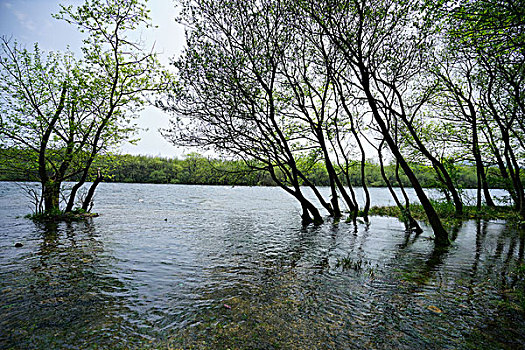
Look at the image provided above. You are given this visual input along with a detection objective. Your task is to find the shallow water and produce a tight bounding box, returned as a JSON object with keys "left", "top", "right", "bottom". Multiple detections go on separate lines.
{"left": 0, "top": 182, "right": 523, "bottom": 349}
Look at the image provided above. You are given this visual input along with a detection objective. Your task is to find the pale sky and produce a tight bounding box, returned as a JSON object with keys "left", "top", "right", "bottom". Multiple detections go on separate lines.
{"left": 0, "top": 0, "right": 188, "bottom": 158}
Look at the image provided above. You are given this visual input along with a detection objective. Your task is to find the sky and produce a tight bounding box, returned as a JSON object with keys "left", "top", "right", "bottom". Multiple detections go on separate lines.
{"left": 0, "top": 0, "right": 188, "bottom": 158}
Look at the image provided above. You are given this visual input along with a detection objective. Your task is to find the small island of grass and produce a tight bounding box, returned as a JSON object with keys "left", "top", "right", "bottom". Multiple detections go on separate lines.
{"left": 369, "top": 202, "right": 524, "bottom": 229}
{"left": 26, "top": 208, "right": 99, "bottom": 223}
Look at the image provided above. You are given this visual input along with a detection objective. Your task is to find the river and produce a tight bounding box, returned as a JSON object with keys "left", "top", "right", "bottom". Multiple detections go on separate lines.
{"left": 0, "top": 182, "right": 523, "bottom": 349}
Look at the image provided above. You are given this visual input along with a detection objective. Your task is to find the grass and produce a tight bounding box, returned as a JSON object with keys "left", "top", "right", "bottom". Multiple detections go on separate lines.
{"left": 369, "top": 201, "right": 523, "bottom": 228}
{"left": 26, "top": 208, "right": 99, "bottom": 223}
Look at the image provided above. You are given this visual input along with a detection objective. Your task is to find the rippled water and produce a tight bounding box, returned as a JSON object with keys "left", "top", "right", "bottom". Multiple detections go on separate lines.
{"left": 0, "top": 182, "right": 523, "bottom": 349}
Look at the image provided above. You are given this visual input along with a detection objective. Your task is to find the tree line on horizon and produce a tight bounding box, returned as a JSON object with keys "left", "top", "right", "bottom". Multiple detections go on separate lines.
{"left": 0, "top": 0, "right": 523, "bottom": 246}
{"left": 1, "top": 150, "right": 516, "bottom": 191}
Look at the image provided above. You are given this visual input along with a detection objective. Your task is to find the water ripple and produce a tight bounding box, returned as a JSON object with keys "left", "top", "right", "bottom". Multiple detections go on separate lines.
{"left": 0, "top": 182, "right": 523, "bottom": 349}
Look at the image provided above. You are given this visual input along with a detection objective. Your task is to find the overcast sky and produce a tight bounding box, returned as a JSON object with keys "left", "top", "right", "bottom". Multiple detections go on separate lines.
{"left": 0, "top": 0, "right": 188, "bottom": 158}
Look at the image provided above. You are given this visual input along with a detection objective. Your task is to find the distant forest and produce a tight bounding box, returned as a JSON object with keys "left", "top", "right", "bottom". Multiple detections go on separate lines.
{"left": 0, "top": 150, "right": 514, "bottom": 189}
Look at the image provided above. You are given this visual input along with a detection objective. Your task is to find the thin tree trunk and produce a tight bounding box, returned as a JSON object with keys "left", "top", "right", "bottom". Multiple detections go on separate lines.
{"left": 436, "top": 169, "right": 453, "bottom": 203}
{"left": 317, "top": 132, "right": 342, "bottom": 218}
{"left": 398, "top": 111, "right": 463, "bottom": 215}
{"left": 347, "top": 121, "right": 370, "bottom": 218}
{"left": 82, "top": 169, "right": 103, "bottom": 211}
{"left": 298, "top": 171, "right": 334, "bottom": 216}
{"left": 269, "top": 166, "right": 323, "bottom": 224}
{"left": 379, "top": 141, "right": 422, "bottom": 233}
{"left": 472, "top": 123, "right": 496, "bottom": 207}
{"left": 484, "top": 123, "right": 517, "bottom": 204}
{"left": 503, "top": 143, "right": 525, "bottom": 218}
{"left": 359, "top": 66, "right": 449, "bottom": 245}
{"left": 333, "top": 80, "right": 364, "bottom": 217}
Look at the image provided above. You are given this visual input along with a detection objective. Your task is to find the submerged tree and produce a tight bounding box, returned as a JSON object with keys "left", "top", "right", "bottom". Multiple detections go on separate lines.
{"left": 0, "top": 0, "right": 168, "bottom": 215}
{"left": 300, "top": 0, "right": 450, "bottom": 244}
{"left": 445, "top": 0, "right": 525, "bottom": 216}
{"left": 0, "top": 41, "right": 90, "bottom": 213}
{"left": 161, "top": 0, "right": 324, "bottom": 224}
{"left": 161, "top": 0, "right": 521, "bottom": 239}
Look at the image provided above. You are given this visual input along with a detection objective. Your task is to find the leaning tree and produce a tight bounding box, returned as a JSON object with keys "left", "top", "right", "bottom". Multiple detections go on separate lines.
{"left": 300, "top": 0, "right": 451, "bottom": 244}
{"left": 161, "top": 0, "right": 324, "bottom": 224}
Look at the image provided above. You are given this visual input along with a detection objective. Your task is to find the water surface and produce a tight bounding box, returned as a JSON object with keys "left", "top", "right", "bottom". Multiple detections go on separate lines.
{"left": 0, "top": 182, "right": 523, "bottom": 349}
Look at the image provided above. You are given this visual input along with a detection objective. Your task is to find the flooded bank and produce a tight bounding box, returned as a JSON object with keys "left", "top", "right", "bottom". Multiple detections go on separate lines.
{"left": 1, "top": 182, "right": 523, "bottom": 349}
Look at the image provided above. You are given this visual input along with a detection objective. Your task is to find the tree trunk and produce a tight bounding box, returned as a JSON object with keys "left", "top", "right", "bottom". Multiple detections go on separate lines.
{"left": 333, "top": 173, "right": 357, "bottom": 213}
{"left": 486, "top": 128, "right": 517, "bottom": 204}
{"left": 38, "top": 84, "right": 67, "bottom": 214}
{"left": 379, "top": 142, "right": 422, "bottom": 233}
{"left": 476, "top": 166, "right": 483, "bottom": 209}
{"left": 472, "top": 123, "right": 496, "bottom": 207}
{"left": 300, "top": 193, "right": 323, "bottom": 224}
{"left": 395, "top": 160, "right": 422, "bottom": 233}
{"left": 333, "top": 80, "right": 363, "bottom": 217}
{"left": 359, "top": 66, "right": 449, "bottom": 245}
{"left": 269, "top": 166, "right": 323, "bottom": 224}
{"left": 342, "top": 169, "right": 359, "bottom": 220}
{"left": 398, "top": 111, "right": 463, "bottom": 215}
{"left": 503, "top": 143, "right": 525, "bottom": 218}
{"left": 65, "top": 154, "right": 98, "bottom": 212}
{"left": 318, "top": 132, "right": 342, "bottom": 218}
{"left": 347, "top": 118, "right": 370, "bottom": 218}
{"left": 298, "top": 172, "right": 334, "bottom": 216}
{"left": 82, "top": 169, "right": 103, "bottom": 212}
{"left": 359, "top": 148, "right": 371, "bottom": 218}
{"left": 42, "top": 180, "right": 61, "bottom": 213}
{"left": 435, "top": 169, "right": 452, "bottom": 203}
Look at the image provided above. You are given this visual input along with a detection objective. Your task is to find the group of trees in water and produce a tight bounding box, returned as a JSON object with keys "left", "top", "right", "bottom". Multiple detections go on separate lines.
{"left": 158, "top": 0, "right": 524, "bottom": 245}
{"left": 0, "top": 0, "right": 523, "bottom": 246}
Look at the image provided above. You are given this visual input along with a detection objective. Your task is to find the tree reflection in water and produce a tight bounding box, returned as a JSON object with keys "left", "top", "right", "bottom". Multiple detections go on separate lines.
{"left": 0, "top": 220, "right": 147, "bottom": 349}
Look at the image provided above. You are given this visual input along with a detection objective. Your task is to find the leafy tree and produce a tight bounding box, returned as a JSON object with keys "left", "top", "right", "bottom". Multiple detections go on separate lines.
{"left": 161, "top": 0, "right": 324, "bottom": 223}
{"left": 301, "top": 0, "right": 450, "bottom": 244}
{"left": 0, "top": 41, "right": 91, "bottom": 213}
{"left": 0, "top": 0, "right": 168, "bottom": 215}
{"left": 445, "top": 0, "right": 525, "bottom": 217}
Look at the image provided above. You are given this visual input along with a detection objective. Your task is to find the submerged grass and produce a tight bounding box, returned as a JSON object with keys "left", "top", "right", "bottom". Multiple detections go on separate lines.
{"left": 369, "top": 202, "right": 523, "bottom": 228}
{"left": 26, "top": 208, "right": 99, "bottom": 223}
{"left": 511, "top": 263, "right": 525, "bottom": 312}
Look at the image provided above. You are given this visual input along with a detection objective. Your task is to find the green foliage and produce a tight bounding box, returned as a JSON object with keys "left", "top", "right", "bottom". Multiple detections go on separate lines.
{"left": 449, "top": 0, "right": 525, "bottom": 56}
{"left": 3, "top": 148, "right": 513, "bottom": 189}
{"left": 25, "top": 207, "right": 96, "bottom": 223}
{"left": 370, "top": 203, "right": 521, "bottom": 227}
{"left": 161, "top": 0, "right": 524, "bottom": 230}
{"left": 3, "top": 148, "right": 518, "bottom": 189}
{"left": 1, "top": 0, "right": 169, "bottom": 214}
{"left": 92, "top": 153, "right": 273, "bottom": 186}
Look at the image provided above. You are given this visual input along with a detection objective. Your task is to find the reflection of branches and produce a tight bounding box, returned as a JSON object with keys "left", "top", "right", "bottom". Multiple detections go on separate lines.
{"left": 519, "top": 234, "right": 524, "bottom": 264}
{"left": 469, "top": 220, "right": 485, "bottom": 284}
{"left": 16, "top": 182, "right": 43, "bottom": 214}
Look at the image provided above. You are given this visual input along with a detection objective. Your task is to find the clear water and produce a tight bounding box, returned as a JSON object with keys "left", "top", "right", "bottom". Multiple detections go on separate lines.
{"left": 0, "top": 182, "right": 523, "bottom": 349}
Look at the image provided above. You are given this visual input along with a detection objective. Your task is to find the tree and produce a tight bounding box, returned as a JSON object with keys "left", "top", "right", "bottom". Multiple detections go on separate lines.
{"left": 446, "top": 0, "right": 525, "bottom": 216}
{"left": 0, "top": 0, "right": 168, "bottom": 215}
{"left": 161, "top": 0, "right": 324, "bottom": 224}
{"left": 429, "top": 52, "right": 496, "bottom": 209}
{"left": 302, "top": 0, "right": 450, "bottom": 244}
{"left": 0, "top": 41, "right": 90, "bottom": 213}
